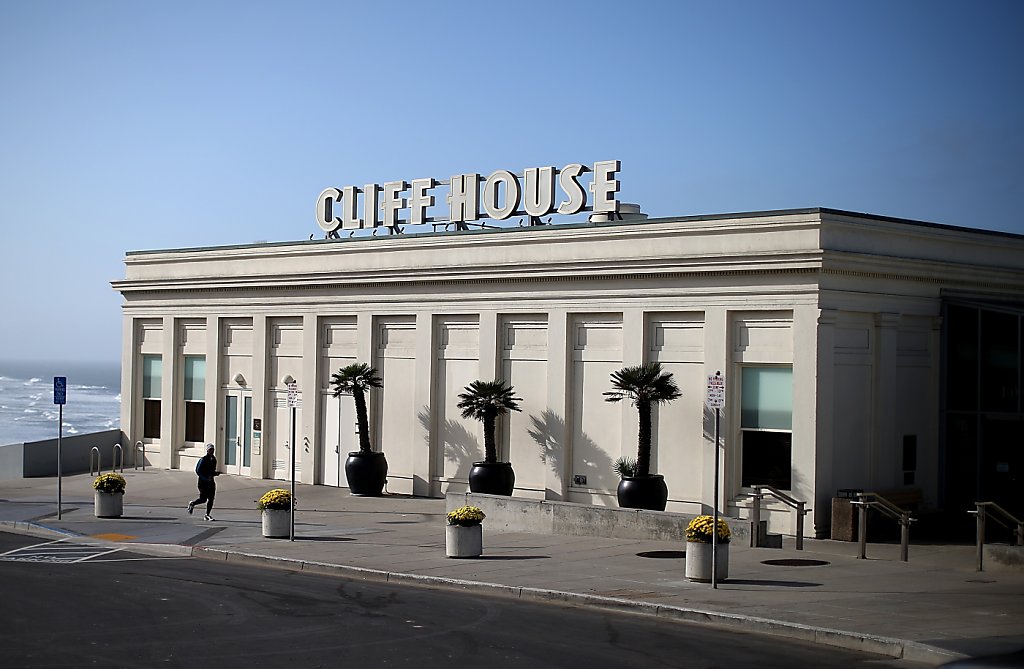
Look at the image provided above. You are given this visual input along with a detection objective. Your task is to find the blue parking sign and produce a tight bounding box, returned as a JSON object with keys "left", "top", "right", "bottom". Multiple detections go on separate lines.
{"left": 54, "top": 376, "right": 67, "bottom": 405}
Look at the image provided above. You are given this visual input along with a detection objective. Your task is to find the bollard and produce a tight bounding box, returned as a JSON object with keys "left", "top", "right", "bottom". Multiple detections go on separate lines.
{"left": 750, "top": 492, "right": 762, "bottom": 548}
{"left": 857, "top": 501, "right": 868, "bottom": 559}
{"left": 900, "top": 513, "right": 910, "bottom": 562}
{"left": 975, "top": 504, "right": 986, "bottom": 572}
{"left": 796, "top": 501, "right": 805, "bottom": 551}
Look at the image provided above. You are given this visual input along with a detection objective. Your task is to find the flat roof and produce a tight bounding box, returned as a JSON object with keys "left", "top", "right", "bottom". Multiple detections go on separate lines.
{"left": 125, "top": 206, "right": 1024, "bottom": 257}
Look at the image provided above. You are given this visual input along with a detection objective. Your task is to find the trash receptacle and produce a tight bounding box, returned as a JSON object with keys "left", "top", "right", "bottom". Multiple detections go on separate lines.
{"left": 831, "top": 489, "right": 863, "bottom": 541}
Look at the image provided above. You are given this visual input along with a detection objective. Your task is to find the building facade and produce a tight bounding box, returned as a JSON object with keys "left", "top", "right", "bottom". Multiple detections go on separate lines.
{"left": 113, "top": 208, "right": 1024, "bottom": 536}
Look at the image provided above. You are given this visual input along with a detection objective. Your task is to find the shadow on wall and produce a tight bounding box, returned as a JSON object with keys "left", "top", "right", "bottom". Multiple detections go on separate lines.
{"left": 529, "top": 410, "right": 616, "bottom": 507}
{"left": 418, "top": 406, "right": 481, "bottom": 482}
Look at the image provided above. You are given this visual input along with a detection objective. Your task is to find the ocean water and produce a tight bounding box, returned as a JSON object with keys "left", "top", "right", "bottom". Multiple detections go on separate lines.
{"left": 0, "top": 359, "right": 121, "bottom": 445}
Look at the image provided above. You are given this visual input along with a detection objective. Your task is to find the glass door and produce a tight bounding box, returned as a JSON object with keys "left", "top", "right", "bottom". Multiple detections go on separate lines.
{"left": 224, "top": 390, "right": 253, "bottom": 476}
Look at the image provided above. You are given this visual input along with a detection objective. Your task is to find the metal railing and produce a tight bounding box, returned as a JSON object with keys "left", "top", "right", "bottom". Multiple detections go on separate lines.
{"left": 968, "top": 502, "right": 1024, "bottom": 572}
{"left": 851, "top": 492, "right": 915, "bottom": 561}
{"left": 134, "top": 441, "right": 146, "bottom": 470}
{"left": 749, "top": 485, "right": 810, "bottom": 550}
{"left": 89, "top": 446, "right": 101, "bottom": 476}
{"left": 112, "top": 444, "right": 124, "bottom": 473}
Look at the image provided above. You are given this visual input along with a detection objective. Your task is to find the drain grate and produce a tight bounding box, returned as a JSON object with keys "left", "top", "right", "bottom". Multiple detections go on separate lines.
{"left": 761, "top": 558, "right": 830, "bottom": 567}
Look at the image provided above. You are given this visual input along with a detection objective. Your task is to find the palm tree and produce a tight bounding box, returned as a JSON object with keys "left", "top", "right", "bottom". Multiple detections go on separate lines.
{"left": 457, "top": 379, "right": 522, "bottom": 463}
{"left": 604, "top": 362, "right": 681, "bottom": 477}
{"left": 330, "top": 362, "right": 383, "bottom": 454}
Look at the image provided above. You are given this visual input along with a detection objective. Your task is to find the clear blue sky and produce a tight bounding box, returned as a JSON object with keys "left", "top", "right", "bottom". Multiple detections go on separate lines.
{"left": 1, "top": 1, "right": 1021, "bottom": 363}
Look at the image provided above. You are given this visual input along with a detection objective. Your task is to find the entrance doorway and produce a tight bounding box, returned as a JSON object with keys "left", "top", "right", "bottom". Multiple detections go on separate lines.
{"left": 224, "top": 390, "right": 253, "bottom": 476}
{"left": 321, "top": 392, "right": 356, "bottom": 486}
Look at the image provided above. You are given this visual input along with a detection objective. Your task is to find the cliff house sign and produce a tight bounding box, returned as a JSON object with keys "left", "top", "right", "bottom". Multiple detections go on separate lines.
{"left": 315, "top": 160, "right": 622, "bottom": 235}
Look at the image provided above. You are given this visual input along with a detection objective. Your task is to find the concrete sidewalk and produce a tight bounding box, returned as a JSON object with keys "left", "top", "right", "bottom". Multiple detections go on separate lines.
{"left": 1, "top": 469, "right": 1022, "bottom": 666}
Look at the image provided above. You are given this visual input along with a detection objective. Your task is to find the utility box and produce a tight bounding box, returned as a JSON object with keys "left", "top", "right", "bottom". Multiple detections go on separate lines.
{"left": 830, "top": 490, "right": 863, "bottom": 542}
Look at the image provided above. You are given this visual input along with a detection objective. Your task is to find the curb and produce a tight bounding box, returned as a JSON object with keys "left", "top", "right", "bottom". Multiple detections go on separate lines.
{"left": 190, "top": 546, "right": 962, "bottom": 665}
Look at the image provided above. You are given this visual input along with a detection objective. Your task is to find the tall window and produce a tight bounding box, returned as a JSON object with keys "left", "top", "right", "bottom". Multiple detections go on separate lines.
{"left": 142, "top": 355, "right": 162, "bottom": 439}
{"left": 741, "top": 366, "right": 793, "bottom": 490}
{"left": 184, "top": 356, "right": 206, "bottom": 443}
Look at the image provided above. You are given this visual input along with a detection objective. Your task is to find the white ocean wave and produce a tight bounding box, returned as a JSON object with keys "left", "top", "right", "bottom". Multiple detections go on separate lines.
{"left": 23, "top": 408, "right": 37, "bottom": 414}
{"left": 25, "top": 377, "right": 42, "bottom": 384}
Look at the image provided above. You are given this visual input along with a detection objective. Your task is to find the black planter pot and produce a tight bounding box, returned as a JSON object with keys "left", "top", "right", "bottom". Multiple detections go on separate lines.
{"left": 468, "top": 461, "right": 515, "bottom": 496}
{"left": 344, "top": 451, "right": 388, "bottom": 496}
{"left": 616, "top": 474, "right": 668, "bottom": 511}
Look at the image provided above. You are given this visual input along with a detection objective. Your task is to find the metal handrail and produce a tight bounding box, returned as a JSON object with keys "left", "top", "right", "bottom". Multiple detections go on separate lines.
{"left": 134, "top": 441, "right": 145, "bottom": 470}
{"left": 851, "top": 492, "right": 916, "bottom": 562}
{"left": 968, "top": 502, "right": 1024, "bottom": 572}
{"left": 89, "top": 447, "right": 101, "bottom": 476}
{"left": 749, "top": 484, "right": 811, "bottom": 550}
{"left": 112, "top": 444, "right": 123, "bottom": 473}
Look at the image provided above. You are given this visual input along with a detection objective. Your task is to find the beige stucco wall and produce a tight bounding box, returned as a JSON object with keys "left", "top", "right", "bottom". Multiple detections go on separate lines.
{"left": 113, "top": 209, "right": 1024, "bottom": 537}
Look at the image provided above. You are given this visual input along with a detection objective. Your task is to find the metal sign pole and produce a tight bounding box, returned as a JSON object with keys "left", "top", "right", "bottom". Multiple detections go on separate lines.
{"left": 713, "top": 406, "right": 720, "bottom": 589}
{"left": 290, "top": 404, "right": 296, "bottom": 542}
{"left": 704, "top": 370, "right": 725, "bottom": 590}
{"left": 54, "top": 376, "right": 66, "bottom": 520}
{"left": 57, "top": 404, "right": 63, "bottom": 520}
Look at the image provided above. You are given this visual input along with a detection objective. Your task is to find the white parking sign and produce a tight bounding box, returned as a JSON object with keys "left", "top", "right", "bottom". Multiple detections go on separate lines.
{"left": 706, "top": 373, "right": 725, "bottom": 408}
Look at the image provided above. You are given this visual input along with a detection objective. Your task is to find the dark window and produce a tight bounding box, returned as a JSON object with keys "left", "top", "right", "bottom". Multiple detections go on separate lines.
{"left": 184, "top": 401, "right": 205, "bottom": 443}
{"left": 143, "top": 399, "right": 161, "bottom": 439}
{"left": 740, "top": 366, "right": 793, "bottom": 490}
{"left": 741, "top": 431, "right": 792, "bottom": 489}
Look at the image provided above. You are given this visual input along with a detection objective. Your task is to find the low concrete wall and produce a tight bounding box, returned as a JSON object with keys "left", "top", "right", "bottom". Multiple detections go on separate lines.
{"left": 447, "top": 492, "right": 753, "bottom": 544}
{"left": 984, "top": 544, "right": 1024, "bottom": 571}
{"left": 0, "top": 430, "right": 124, "bottom": 479}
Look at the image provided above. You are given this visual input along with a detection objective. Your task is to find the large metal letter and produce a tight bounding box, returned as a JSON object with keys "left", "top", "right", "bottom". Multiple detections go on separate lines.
{"left": 482, "top": 170, "right": 521, "bottom": 220}
{"left": 447, "top": 173, "right": 481, "bottom": 223}
{"left": 315, "top": 188, "right": 342, "bottom": 232}
{"left": 523, "top": 166, "right": 556, "bottom": 217}
{"left": 381, "top": 181, "right": 408, "bottom": 228}
{"left": 589, "top": 160, "right": 621, "bottom": 213}
{"left": 409, "top": 178, "right": 436, "bottom": 226}
{"left": 557, "top": 163, "right": 588, "bottom": 215}
{"left": 363, "top": 184, "right": 381, "bottom": 229}
{"left": 341, "top": 185, "right": 361, "bottom": 230}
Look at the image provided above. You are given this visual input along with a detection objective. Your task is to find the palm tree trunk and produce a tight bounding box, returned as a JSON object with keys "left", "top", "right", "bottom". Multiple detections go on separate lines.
{"left": 354, "top": 388, "right": 371, "bottom": 453}
{"left": 483, "top": 411, "right": 497, "bottom": 463}
{"left": 637, "top": 400, "right": 652, "bottom": 476}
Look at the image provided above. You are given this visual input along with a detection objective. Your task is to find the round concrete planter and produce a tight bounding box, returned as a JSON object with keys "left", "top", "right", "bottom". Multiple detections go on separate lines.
{"left": 94, "top": 491, "right": 123, "bottom": 518}
{"left": 446, "top": 524, "right": 483, "bottom": 558}
{"left": 262, "top": 508, "right": 290, "bottom": 538}
{"left": 685, "top": 541, "right": 729, "bottom": 582}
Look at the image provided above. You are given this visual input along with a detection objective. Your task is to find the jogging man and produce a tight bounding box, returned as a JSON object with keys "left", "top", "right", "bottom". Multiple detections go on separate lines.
{"left": 188, "top": 444, "right": 220, "bottom": 521}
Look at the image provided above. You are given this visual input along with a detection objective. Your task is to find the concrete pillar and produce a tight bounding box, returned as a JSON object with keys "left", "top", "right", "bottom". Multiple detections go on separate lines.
{"left": 160, "top": 316, "right": 176, "bottom": 469}
{"left": 300, "top": 314, "right": 319, "bottom": 484}
{"left": 250, "top": 315, "right": 268, "bottom": 480}
{"left": 412, "top": 311, "right": 435, "bottom": 497}
{"left": 545, "top": 309, "right": 570, "bottom": 501}
{"left": 702, "top": 307, "right": 729, "bottom": 514}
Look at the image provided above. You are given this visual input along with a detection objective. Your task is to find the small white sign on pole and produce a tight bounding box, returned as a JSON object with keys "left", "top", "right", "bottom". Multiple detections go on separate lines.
{"left": 287, "top": 382, "right": 299, "bottom": 408}
{"left": 706, "top": 373, "right": 725, "bottom": 408}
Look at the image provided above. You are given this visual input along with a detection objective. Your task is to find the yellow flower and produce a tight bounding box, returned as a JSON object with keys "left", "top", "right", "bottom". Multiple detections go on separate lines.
{"left": 685, "top": 515, "right": 730, "bottom": 543}
{"left": 93, "top": 473, "right": 126, "bottom": 494}
{"left": 257, "top": 488, "right": 294, "bottom": 510}
{"left": 447, "top": 505, "right": 485, "bottom": 527}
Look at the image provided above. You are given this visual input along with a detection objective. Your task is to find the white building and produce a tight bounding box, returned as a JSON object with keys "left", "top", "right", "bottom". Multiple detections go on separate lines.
{"left": 113, "top": 206, "right": 1024, "bottom": 537}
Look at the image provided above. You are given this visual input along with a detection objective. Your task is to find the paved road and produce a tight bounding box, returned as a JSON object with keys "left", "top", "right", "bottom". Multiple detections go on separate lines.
{"left": 0, "top": 532, "right": 928, "bottom": 668}
{"left": 1, "top": 469, "right": 1022, "bottom": 666}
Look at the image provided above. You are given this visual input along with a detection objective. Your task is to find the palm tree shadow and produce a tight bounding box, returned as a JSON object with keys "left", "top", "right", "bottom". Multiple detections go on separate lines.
{"left": 419, "top": 406, "right": 480, "bottom": 482}
{"left": 528, "top": 409, "right": 615, "bottom": 506}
